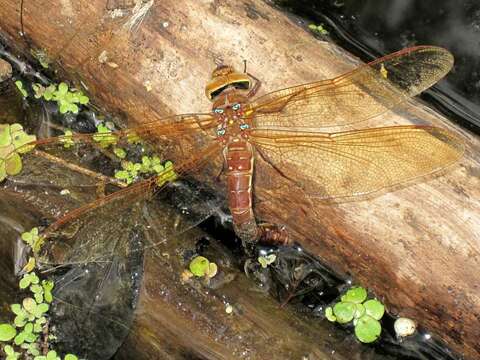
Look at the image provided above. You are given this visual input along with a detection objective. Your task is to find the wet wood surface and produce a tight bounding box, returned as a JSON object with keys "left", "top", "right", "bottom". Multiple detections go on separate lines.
{"left": 0, "top": 1, "right": 479, "bottom": 358}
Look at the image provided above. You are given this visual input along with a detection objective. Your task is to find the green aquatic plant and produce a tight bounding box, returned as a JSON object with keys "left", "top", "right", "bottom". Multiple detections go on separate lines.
{"left": 114, "top": 156, "right": 176, "bottom": 185}
{"left": 0, "top": 229, "right": 79, "bottom": 360}
{"left": 258, "top": 254, "right": 276, "bottom": 268}
{"left": 308, "top": 23, "right": 329, "bottom": 35}
{"left": 32, "top": 82, "right": 89, "bottom": 114}
{"left": 188, "top": 256, "right": 218, "bottom": 278}
{"left": 15, "top": 80, "right": 28, "bottom": 98}
{"left": 93, "top": 123, "right": 118, "bottom": 148}
{"left": 0, "top": 123, "right": 37, "bottom": 182}
{"left": 325, "top": 286, "right": 385, "bottom": 343}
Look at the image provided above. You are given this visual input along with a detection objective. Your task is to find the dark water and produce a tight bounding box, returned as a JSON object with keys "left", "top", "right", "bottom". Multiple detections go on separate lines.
{"left": 275, "top": 0, "right": 480, "bottom": 134}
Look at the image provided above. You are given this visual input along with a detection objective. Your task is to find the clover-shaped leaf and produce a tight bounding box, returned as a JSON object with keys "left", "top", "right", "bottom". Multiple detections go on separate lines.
{"left": 19, "top": 272, "right": 40, "bottom": 289}
{"left": 189, "top": 256, "right": 210, "bottom": 277}
{"left": 42, "top": 280, "right": 54, "bottom": 303}
{"left": 4, "top": 344, "right": 20, "bottom": 359}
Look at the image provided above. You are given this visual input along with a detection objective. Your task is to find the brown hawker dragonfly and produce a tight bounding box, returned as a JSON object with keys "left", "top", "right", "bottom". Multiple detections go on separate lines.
{"left": 13, "top": 46, "right": 465, "bottom": 249}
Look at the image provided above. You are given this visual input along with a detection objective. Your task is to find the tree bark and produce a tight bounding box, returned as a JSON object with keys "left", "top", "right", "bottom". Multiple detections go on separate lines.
{"left": 0, "top": 0, "right": 479, "bottom": 358}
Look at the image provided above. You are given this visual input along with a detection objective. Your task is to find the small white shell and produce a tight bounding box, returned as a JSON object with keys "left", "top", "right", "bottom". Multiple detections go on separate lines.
{"left": 394, "top": 317, "right": 417, "bottom": 337}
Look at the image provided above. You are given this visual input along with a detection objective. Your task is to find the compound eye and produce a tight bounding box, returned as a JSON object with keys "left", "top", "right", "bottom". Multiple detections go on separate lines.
{"left": 232, "top": 103, "right": 241, "bottom": 111}
{"left": 214, "top": 108, "right": 224, "bottom": 114}
{"left": 239, "top": 123, "right": 249, "bottom": 130}
{"left": 217, "top": 128, "right": 226, "bottom": 136}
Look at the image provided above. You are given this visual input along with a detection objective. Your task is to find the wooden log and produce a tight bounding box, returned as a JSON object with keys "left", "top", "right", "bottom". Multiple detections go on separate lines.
{"left": 0, "top": 1, "right": 479, "bottom": 358}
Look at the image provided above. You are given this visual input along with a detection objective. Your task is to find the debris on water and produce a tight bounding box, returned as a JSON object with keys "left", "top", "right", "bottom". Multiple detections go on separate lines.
{"left": 394, "top": 317, "right": 417, "bottom": 337}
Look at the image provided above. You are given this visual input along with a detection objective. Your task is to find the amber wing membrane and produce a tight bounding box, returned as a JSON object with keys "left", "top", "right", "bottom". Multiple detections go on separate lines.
{"left": 13, "top": 113, "right": 221, "bottom": 246}
{"left": 249, "top": 46, "right": 453, "bottom": 129}
{"left": 249, "top": 126, "right": 464, "bottom": 201}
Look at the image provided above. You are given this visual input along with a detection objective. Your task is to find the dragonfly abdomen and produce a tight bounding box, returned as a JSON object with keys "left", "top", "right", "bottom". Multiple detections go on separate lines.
{"left": 224, "top": 139, "right": 258, "bottom": 242}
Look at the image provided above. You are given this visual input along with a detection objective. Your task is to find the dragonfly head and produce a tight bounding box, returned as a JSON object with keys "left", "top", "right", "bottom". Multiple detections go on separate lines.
{"left": 205, "top": 65, "right": 251, "bottom": 101}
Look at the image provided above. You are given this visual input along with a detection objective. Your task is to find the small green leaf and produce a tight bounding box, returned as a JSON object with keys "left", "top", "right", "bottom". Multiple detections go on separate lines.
{"left": 341, "top": 286, "right": 367, "bottom": 304}
{"left": 354, "top": 315, "right": 382, "bottom": 343}
{"left": 325, "top": 306, "right": 336, "bottom": 322}
{"left": 354, "top": 303, "right": 366, "bottom": 319}
{"left": 11, "top": 304, "right": 22, "bottom": 315}
{"left": 0, "top": 126, "right": 11, "bottom": 146}
{"left": 189, "top": 256, "right": 210, "bottom": 277}
{"left": 5, "top": 153, "right": 22, "bottom": 176}
{"left": 0, "top": 323, "right": 17, "bottom": 341}
{"left": 65, "top": 354, "right": 79, "bottom": 360}
{"left": 46, "top": 350, "right": 58, "bottom": 360}
{"left": 15, "top": 80, "right": 28, "bottom": 98}
{"left": 14, "top": 315, "right": 27, "bottom": 328}
{"left": 34, "top": 293, "right": 43, "bottom": 304}
{"left": 23, "top": 298, "right": 37, "bottom": 313}
{"left": 57, "top": 82, "right": 68, "bottom": 95}
{"left": 364, "top": 299, "right": 385, "bottom": 320}
{"left": 113, "top": 147, "right": 126, "bottom": 159}
{"left": 333, "top": 302, "right": 356, "bottom": 324}
{"left": 13, "top": 331, "right": 25, "bottom": 345}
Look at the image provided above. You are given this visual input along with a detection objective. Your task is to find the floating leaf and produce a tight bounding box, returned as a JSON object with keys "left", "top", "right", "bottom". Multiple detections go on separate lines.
{"left": 341, "top": 286, "right": 367, "bottom": 304}
{"left": 354, "top": 303, "right": 366, "bottom": 319}
{"left": 333, "top": 302, "right": 356, "bottom": 324}
{"left": 5, "top": 153, "right": 22, "bottom": 176}
{"left": 364, "top": 299, "right": 385, "bottom": 320}
{"left": 325, "top": 306, "right": 336, "bottom": 322}
{"left": 189, "top": 256, "right": 210, "bottom": 277}
{"left": 0, "top": 323, "right": 17, "bottom": 341}
{"left": 15, "top": 80, "right": 27, "bottom": 98}
{"left": 354, "top": 315, "right": 381, "bottom": 343}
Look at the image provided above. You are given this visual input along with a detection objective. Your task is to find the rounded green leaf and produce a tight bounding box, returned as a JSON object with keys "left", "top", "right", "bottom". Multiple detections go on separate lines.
{"left": 23, "top": 298, "right": 37, "bottom": 313}
{"left": 58, "top": 83, "right": 68, "bottom": 95}
{"left": 364, "top": 299, "right": 385, "bottom": 320}
{"left": 46, "top": 350, "right": 58, "bottom": 360}
{"left": 354, "top": 303, "right": 366, "bottom": 319}
{"left": 333, "top": 302, "right": 356, "bottom": 324}
{"left": 65, "top": 354, "right": 79, "bottom": 360}
{"left": 5, "top": 153, "right": 22, "bottom": 176}
{"left": 189, "top": 256, "right": 210, "bottom": 277}
{"left": 341, "top": 286, "right": 367, "bottom": 304}
{"left": 354, "top": 315, "right": 382, "bottom": 343}
{"left": 325, "top": 306, "right": 336, "bottom": 322}
{"left": 0, "top": 323, "right": 17, "bottom": 341}
{"left": 10, "top": 304, "right": 22, "bottom": 315}
{"left": 13, "top": 331, "right": 25, "bottom": 345}
{"left": 0, "top": 126, "right": 11, "bottom": 146}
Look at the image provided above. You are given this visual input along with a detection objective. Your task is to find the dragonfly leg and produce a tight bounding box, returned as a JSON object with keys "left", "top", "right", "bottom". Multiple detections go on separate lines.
{"left": 247, "top": 72, "right": 261, "bottom": 98}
